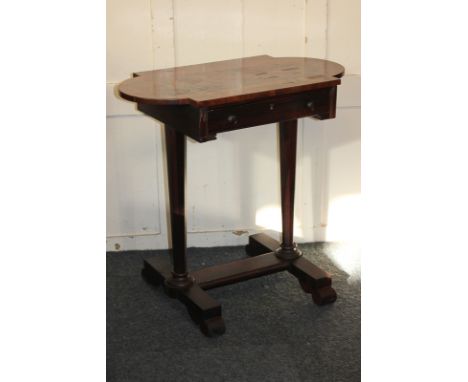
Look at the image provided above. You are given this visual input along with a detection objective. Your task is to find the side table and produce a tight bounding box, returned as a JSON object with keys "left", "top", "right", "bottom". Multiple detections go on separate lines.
{"left": 118, "top": 55, "right": 344, "bottom": 336}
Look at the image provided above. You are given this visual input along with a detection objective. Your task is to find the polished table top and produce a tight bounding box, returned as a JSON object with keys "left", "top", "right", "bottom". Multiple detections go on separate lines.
{"left": 118, "top": 55, "right": 344, "bottom": 107}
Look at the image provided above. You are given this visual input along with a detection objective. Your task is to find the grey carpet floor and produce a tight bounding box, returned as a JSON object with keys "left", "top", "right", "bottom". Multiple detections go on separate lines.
{"left": 107, "top": 243, "right": 360, "bottom": 382}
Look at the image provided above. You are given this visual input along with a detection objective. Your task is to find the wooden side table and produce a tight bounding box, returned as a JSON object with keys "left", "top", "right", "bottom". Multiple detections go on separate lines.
{"left": 118, "top": 55, "right": 344, "bottom": 336}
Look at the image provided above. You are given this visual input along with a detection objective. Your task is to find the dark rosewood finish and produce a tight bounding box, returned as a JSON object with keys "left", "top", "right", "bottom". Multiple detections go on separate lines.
{"left": 119, "top": 55, "right": 344, "bottom": 107}
{"left": 121, "top": 55, "right": 343, "bottom": 142}
{"left": 276, "top": 120, "right": 302, "bottom": 260}
{"left": 192, "top": 252, "right": 290, "bottom": 290}
{"left": 164, "top": 126, "right": 193, "bottom": 289}
{"left": 119, "top": 55, "right": 342, "bottom": 336}
{"left": 245, "top": 233, "right": 337, "bottom": 305}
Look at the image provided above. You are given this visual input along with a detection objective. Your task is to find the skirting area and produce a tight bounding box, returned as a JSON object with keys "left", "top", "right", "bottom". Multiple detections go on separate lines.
{"left": 107, "top": 243, "right": 360, "bottom": 382}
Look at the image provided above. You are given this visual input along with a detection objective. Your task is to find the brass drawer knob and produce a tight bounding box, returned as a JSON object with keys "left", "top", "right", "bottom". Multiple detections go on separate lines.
{"left": 227, "top": 115, "right": 238, "bottom": 125}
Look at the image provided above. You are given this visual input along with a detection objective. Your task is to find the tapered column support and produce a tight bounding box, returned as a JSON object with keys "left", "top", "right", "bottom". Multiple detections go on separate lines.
{"left": 164, "top": 126, "right": 193, "bottom": 289}
{"left": 275, "top": 119, "right": 302, "bottom": 260}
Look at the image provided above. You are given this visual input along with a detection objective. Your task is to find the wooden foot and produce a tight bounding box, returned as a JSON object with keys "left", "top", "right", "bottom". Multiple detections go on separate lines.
{"left": 245, "top": 233, "right": 338, "bottom": 305}
{"left": 245, "top": 233, "right": 280, "bottom": 256}
{"left": 180, "top": 285, "right": 225, "bottom": 337}
{"left": 199, "top": 316, "right": 226, "bottom": 337}
{"left": 186, "top": 307, "right": 225, "bottom": 337}
{"left": 142, "top": 257, "right": 225, "bottom": 337}
{"left": 289, "top": 256, "right": 337, "bottom": 306}
{"left": 311, "top": 286, "right": 337, "bottom": 305}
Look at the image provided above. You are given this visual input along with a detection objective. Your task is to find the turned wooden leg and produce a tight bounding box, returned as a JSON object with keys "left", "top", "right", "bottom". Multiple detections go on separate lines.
{"left": 275, "top": 120, "right": 302, "bottom": 260}
{"left": 164, "top": 126, "right": 193, "bottom": 289}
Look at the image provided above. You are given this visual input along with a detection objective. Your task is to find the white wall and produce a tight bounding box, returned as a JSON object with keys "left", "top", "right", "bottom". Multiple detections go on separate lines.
{"left": 106, "top": 0, "right": 361, "bottom": 253}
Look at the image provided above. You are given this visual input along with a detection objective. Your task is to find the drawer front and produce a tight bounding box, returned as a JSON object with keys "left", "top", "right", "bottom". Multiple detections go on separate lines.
{"left": 206, "top": 87, "right": 336, "bottom": 134}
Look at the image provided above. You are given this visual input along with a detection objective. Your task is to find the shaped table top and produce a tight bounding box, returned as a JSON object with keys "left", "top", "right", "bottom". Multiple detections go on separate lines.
{"left": 118, "top": 55, "right": 344, "bottom": 108}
